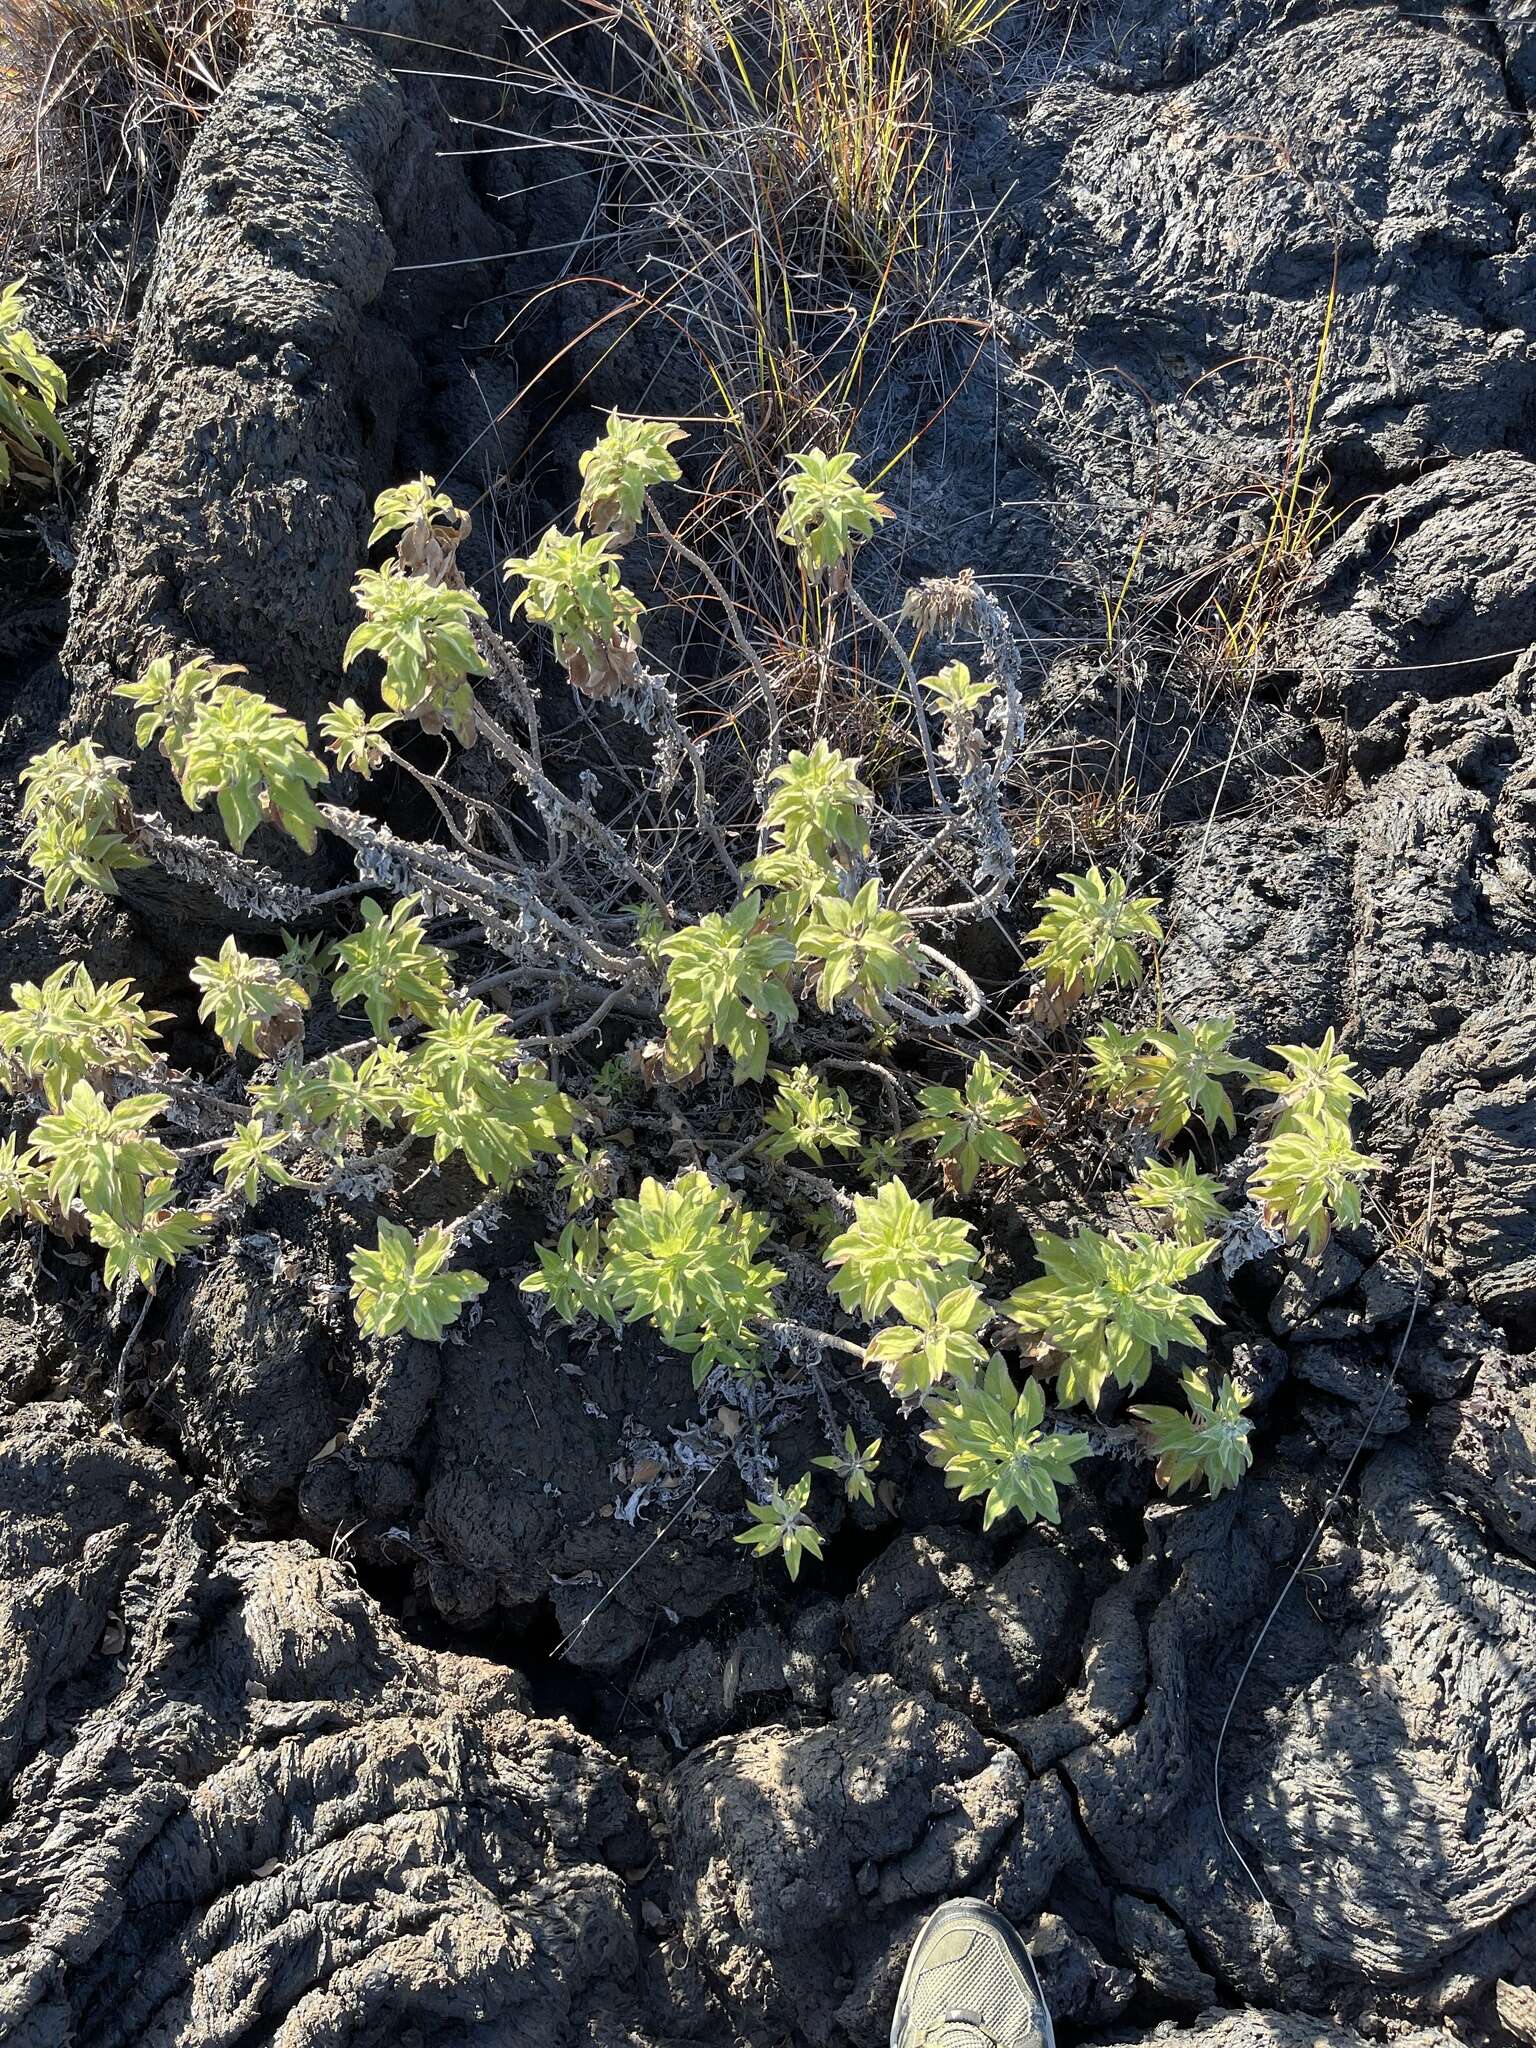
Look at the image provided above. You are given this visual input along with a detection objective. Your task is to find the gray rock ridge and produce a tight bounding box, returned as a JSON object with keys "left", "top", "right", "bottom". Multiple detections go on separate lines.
{"left": 58, "top": 0, "right": 514, "bottom": 911}
{"left": 0, "top": 1402, "right": 650, "bottom": 2048}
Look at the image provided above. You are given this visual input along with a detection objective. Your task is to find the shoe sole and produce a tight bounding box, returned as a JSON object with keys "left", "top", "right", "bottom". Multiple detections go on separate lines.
{"left": 890, "top": 1897, "right": 1057, "bottom": 2048}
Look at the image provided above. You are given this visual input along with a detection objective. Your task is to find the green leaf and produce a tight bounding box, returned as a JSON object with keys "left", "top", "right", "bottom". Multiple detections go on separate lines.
{"left": 504, "top": 526, "right": 644, "bottom": 696}
{"left": 1083, "top": 1021, "right": 1146, "bottom": 1106}
{"left": 759, "top": 1066, "right": 861, "bottom": 1165}
{"left": 349, "top": 1219, "right": 487, "bottom": 1342}
{"left": 734, "top": 1472, "right": 825, "bottom": 1579}
{"left": 576, "top": 412, "right": 686, "bottom": 540}
{"left": 190, "top": 936, "right": 310, "bottom": 1058}
{"left": 176, "top": 685, "right": 329, "bottom": 854}
{"left": 304, "top": 1050, "right": 410, "bottom": 1151}
{"left": 249, "top": 1059, "right": 337, "bottom": 1135}
{"left": 0, "top": 964, "right": 167, "bottom": 1110}
{"left": 604, "top": 1169, "right": 783, "bottom": 1386}
{"left": 404, "top": 1002, "right": 579, "bottom": 1186}
{"left": 739, "top": 844, "right": 836, "bottom": 938}
{"left": 19, "top": 740, "right": 146, "bottom": 905}
{"left": 919, "top": 659, "right": 993, "bottom": 718}
{"left": 0, "top": 281, "right": 71, "bottom": 487}
{"left": 318, "top": 697, "right": 397, "bottom": 778}
{"left": 796, "top": 879, "right": 918, "bottom": 1024}
{"left": 864, "top": 1279, "right": 990, "bottom": 1396}
{"left": 368, "top": 475, "right": 463, "bottom": 548}
{"left": 1251, "top": 1029, "right": 1365, "bottom": 1135}
{"left": 922, "top": 1355, "right": 1091, "bottom": 1529}
{"left": 89, "top": 1192, "right": 209, "bottom": 1293}
{"left": 554, "top": 1134, "right": 617, "bottom": 1217}
{"left": 824, "top": 1176, "right": 977, "bottom": 1317}
{"left": 1132, "top": 1370, "right": 1254, "bottom": 1498}
{"left": 1024, "top": 867, "right": 1162, "bottom": 1014}
{"left": 813, "top": 1426, "right": 882, "bottom": 1508}
{"left": 344, "top": 562, "right": 487, "bottom": 744}
{"left": 661, "top": 894, "right": 797, "bottom": 1084}
{"left": 521, "top": 1221, "right": 618, "bottom": 1328}
{"left": 775, "top": 449, "right": 892, "bottom": 583}
{"left": 1004, "top": 1226, "right": 1219, "bottom": 1410}
{"left": 761, "top": 740, "right": 873, "bottom": 863}
{"left": 1127, "top": 1157, "right": 1228, "bottom": 1248}
{"left": 1131, "top": 1016, "right": 1257, "bottom": 1140}
{"left": 331, "top": 895, "right": 453, "bottom": 1038}
{"left": 215, "top": 1120, "right": 298, "bottom": 1203}
{"left": 1250, "top": 1110, "right": 1377, "bottom": 1256}
{"left": 904, "top": 1051, "right": 1031, "bottom": 1193}
{"left": 0, "top": 1134, "right": 49, "bottom": 1225}
{"left": 114, "top": 655, "right": 238, "bottom": 777}
{"left": 32, "top": 1082, "right": 176, "bottom": 1231}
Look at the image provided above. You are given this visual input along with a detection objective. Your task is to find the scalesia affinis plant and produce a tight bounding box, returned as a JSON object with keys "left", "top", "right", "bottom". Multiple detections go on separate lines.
{"left": 6, "top": 421, "right": 1379, "bottom": 1577}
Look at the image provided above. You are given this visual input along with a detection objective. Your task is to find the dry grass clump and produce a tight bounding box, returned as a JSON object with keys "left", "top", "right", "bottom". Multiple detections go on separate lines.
{"left": 1198, "top": 273, "right": 1340, "bottom": 685}
{"left": 627, "top": 0, "right": 982, "bottom": 294}
{"left": 0, "top": 0, "right": 249, "bottom": 241}
{"left": 465, "top": 0, "right": 1020, "bottom": 810}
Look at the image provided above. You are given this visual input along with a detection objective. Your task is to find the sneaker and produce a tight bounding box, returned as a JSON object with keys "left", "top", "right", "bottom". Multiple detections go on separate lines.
{"left": 890, "top": 1898, "right": 1056, "bottom": 2048}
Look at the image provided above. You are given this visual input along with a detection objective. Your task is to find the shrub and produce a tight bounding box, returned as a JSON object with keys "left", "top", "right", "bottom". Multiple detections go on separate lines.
{"left": 1004, "top": 1227, "right": 1218, "bottom": 1410}
{"left": 1253, "top": 1028, "right": 1365, "bottom": 1131}
{"left": 1129, "top": 1016, "right": 1256, "bottom": 1139}
{"left": 19, "top": 740, "right": 144, "bottom": 905}
{"left": 190, "top": 937, "right": 309, "bottom": 1058}
{"left": 90, "top": 1197, "right": 209, "bottom": 1293}
{"left": 367, "top": 474, "right": 470, "bottom": 580}
{"left": 6, "top": 428, "right": 1382, "bottom": 1578}
{"left": 330, "top": 896, "right": 452, "bottom": 1039}
{"left": 775, "top": 449, "right": 893, "bottom": 586}
{"left": 1128, "top": 1157, "right": 1227, "bottom": 1246}
{"left": 864, "top": 1279, "right": 989, "bottom": 1396}
{"left": 1250, "top": 1113, "right": 1377, "bottom": 1256}
{"left": 171, "top": 682, "right": 327, "bottom": 853}
{"left": 405, "top": 1005, "right": 580, "bottom": 1186}
{"left": 505, "top": 527, "right": 643, "bottom": 698}
{"left": 734, "top": 1472, "right": 824, "bottom": 1579}
{"left": 824, "top": 1177, "right": 977, "bottom": 1317}
{"left": 814, "top": 1426, "right": 881, "bottom": 1506}
{"left": 215, "top": 1120, "right": 297, "bottom": 1203}
{"left": 660, "top": 896, "right": 798, "bottom": 1083}
{"left": 521, "top": 1221, "right": 617, "bottom": 1329}
{"left": 0, "top": 1136, "right": 48, "bottom": 1226}
{"left": 761, "top": 739, "right": 874, "bottom": 862}
{"left": 1250, "top": 1033, "right": 1376, "bottom": 1253}
{"left": 796, "top": 879, "right": 918, "bottom": 1022}
{"left": 577, "top": 412, "right": 687, "bottom": 541}
{"left": 903, "top": 1051, "right": 1030, "bottom": 1193}
{"left": 318, "top": 698, "right": 396, "bottom": 779}
{"left": 1085, "top": 1014, "right": 1257, "bottom": 1139}
{"left": 602, "top": 1170, "right": 783, "bottom": 1384}
{"left": 759, "top": 1066, "right": 861, "bottom": 1164}
{"left": 116, "top": 654, "right": 236, "bottom": 775}
{"left": 31, "top": 1081, "right": 175, "bottom": 1229}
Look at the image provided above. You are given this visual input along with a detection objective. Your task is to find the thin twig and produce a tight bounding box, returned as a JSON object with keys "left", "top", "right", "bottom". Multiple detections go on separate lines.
{"left": 849, "top": 585, "right": 947, "bottom": 810}
{"left": 111, "top": 1288, "right": 154, "bottom": 1427}
{"left": 648, "top": 495, "right": 785, "bottom": 770}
